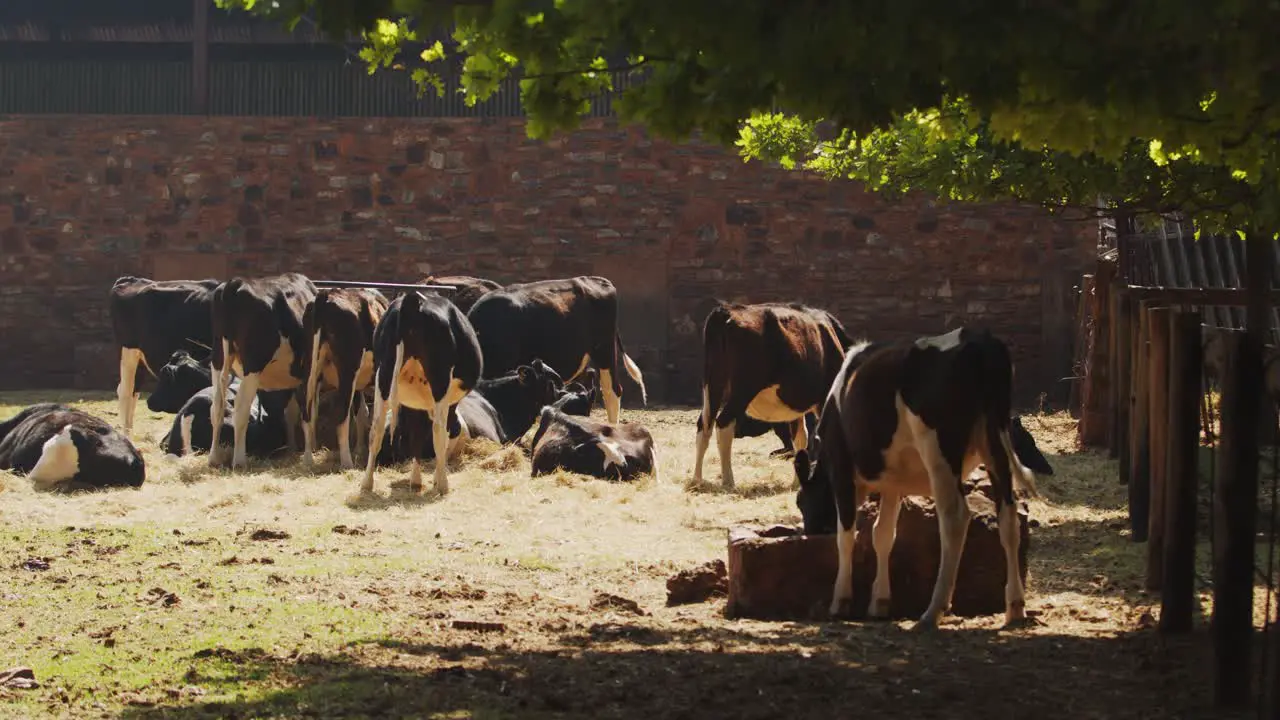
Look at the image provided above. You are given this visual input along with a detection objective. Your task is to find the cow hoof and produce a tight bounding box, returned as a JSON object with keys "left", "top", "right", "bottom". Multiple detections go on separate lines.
{"left": 867, "top": 598, "right": 892, "bottom": 619}
{"left": 911, "top": 614, "right": 942, "bottom": 632}
{"left": 828, "top": 598, "right": 854, "bottom": 619}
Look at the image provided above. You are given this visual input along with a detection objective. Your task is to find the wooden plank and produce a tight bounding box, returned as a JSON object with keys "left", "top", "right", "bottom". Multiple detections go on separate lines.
{"left": 1109, "top": 271, "right": 1123, "bottom": 457}
{"left": 1069, "top": 274, "right": 1093, "bottom": 419}
{"left": 1129, "top": 299, "right": 1151, "bottom": 533}
{"left": 1145, "top": 304, "right": 1171, "bottom": 584}
{"left": 1116, "top": 289, "right": 1134, "bottom": 476}
{"left": 1124, "top": 286, "right": 1280, "bottom": 306}
{"left": 191, "top": 0, "right": 209, "bottom": 115}
{"left": 1212, "top": 332, "right": 1262, "bottom": 708}
{"left": 1159, "top": 309, "right": 1202, "bottom": 633}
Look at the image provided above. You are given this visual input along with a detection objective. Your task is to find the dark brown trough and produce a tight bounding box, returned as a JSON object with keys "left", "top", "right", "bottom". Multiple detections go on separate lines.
{"left": 725, "top": 479, "right": 1031, "bottom": 621}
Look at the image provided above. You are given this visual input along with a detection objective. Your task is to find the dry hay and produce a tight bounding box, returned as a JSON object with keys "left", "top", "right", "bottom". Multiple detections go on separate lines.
{"left": 0, "top": 393, "right": 1268, "bottom": 718}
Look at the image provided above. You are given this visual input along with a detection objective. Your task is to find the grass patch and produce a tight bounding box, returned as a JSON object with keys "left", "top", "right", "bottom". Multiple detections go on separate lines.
{"left": 0, "top": 392, "right": 1271, "bottom": 718}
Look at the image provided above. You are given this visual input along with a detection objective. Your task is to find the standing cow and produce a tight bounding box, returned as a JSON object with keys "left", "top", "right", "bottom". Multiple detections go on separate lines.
{"left": 208, "top": 273, "right": 317, "bottom": 470}
{"left": 693, "top": 301, "right": 856, "bottom": 489}
{"left": 301, "top": 287, "right": 389, "bottom": 469}
{"left": 466, "top": 276, "right": 646, "bottom": 424}
{"left": 109, "top": 276, "right": 219, "bottom": 436}
{"left": 361, "top": 291, "right": 483, "bottom": 496}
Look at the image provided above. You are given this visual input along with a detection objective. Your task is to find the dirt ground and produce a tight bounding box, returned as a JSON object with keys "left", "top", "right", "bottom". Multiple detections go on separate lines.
{"left": 0, "top": 390, "right": 1270, "bottom": 719}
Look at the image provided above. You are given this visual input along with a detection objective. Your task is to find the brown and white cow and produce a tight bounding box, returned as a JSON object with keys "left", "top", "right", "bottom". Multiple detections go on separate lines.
{"left": 300, "top": 287, "right": 389, "bottom": 469}
{"left": 466, "top": 276, "right": 646, "bottom": 424}
{"left": 420, "top": 275, "right": 502, "bottom": 314}
{"left": 361, "top": 291, "right": 483, "bottom": 496}
{"left": 109, "top": 276, "right": 220, "bottom": 436}
{"left": 793, "top": 327, "right": 1040, "bottom": 630}
{"left": 692, "top": 301, "right": 855, "bottom": 489}
{"left": 529, "top": 406, "right": 660, "bottom": 482}
{"left": 208, "top": 273, "right": 318, "bottom": 469}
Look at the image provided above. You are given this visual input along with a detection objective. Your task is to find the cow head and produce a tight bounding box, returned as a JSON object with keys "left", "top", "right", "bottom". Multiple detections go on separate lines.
{"left": 516, "top": 360, "right": 566, "bottom": 410}
{"left": 793, "top": 435, "right": 837, "bottom": 535}
{"left": 1009, "top": 415, "right": 1054, "bottom": 477}
{"left": 146, "top": 350, "right": 213, "bottom": 413}
{"left": 555, "top": 367, "right": 598, "bottom": 417}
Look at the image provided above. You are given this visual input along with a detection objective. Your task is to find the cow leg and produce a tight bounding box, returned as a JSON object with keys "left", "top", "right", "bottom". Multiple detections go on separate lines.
{"left": 116, "top": 348, "right": 142, "bottom": 435}
{"left": 283, "top": 394, "right": 301, "bottom": 453}
{"left": 301, "top": 334, "right": 324, "bottom": 467}
{"left": 230, "top": 373, "right": 262, "bottom": 470}
{"left": 769, "top": 421, "right": 798, "bottom": 458}
{"left": 868, "top": 489, "right": 902, "bottom": 619}
{"left": 914, "top": 436, "right": 971, "bottom": 631}
{"left": 430, "top": 399, "right": 451, "bottom": 495}
{"left": 716, "top": 420, "right": 737, "bottom": 489}
{"left": 208, "top": 341, "right": 233, "bottom": 468}
{"left": 360, "top": 381, "right": 389, "bottom": 493}
{"left": 994, "top": 430, "right": 1029, "bottom": 625}
{"left": 180, "top": 414, "right": 195, "bottom": 456}
{"left": 600, "top": 368, "right": 621, "bottom": 424}
{"left": 830, "top": 481, "right": 866, "bottom": 618}
{"left": 354, "top": 393, "right": 371, "bottom": 464}
{"left": 692, "top": 386, "right": 715, "bottom": 485}
{"left": 335, "top": 377, "right": 359, "bottom": 470}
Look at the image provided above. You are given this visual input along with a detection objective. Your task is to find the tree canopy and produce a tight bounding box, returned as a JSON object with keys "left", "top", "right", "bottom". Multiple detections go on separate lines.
{"left": 215, "top": 0, "right": 1280, "bottom": 231}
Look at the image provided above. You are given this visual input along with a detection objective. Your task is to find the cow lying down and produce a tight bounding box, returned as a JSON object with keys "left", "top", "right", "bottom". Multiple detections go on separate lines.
{"left": 147, "top": 350, "right": 292, "bottom": 459}
{"left": 0, "top": 403, "right": 145, "bottom": 490}
{"left": 529, "top": 406, "right": 659, "bottom": 482}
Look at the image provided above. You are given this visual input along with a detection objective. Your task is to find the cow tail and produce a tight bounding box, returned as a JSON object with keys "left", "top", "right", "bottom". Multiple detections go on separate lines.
{"left": 980, "top": 337, "right": 1040, "bottom": 505}
{"left": 614, "top": 332, "right": 648, "bottom": 406}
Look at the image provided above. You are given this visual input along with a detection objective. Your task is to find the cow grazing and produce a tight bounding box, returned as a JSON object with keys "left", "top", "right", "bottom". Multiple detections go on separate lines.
{"left": 0, "top": 403, "right": 145, "bottom": 490}
{"left": 362, "top": 291, "right": 483, "bottom": 495}
{"left": 693, "top": 301, "right": 856, "bottom": 489}
{"left": 466, "top": 276, "right": 647, "bottom": 424}
{"left": 209, "top": 273, "right": 318, "bottom": 469}
{"left": 792, "top": 327, "right": 1040, "bottom": 630}
{"left": 110, "top": 276, "right": 220, "bottom": 436}
{"left": 301, "top": 287, "right": 389, "bottom": 469}
{"left": 529, "top": 406, "right": 659, "bottom": 482}
{"left": 421, "top": 275, "right": 502, "bottom": 314}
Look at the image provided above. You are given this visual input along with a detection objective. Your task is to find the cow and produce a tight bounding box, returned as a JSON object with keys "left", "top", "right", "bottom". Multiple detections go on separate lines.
{"left": 208, "top": 273, "right": 317, "bottom": 470}
{"left": 734, "top": 414, "right": 819, "bottom": 459}
{"left": 798, "top": 412, "right": 1056, "bottom": 535}
{"left": 109, "top": 276, "right": 220, "bottom": 436}
{"left": 421, "top": 275, "right": 502, "bottom": 314}
{"left": 792, "top": 327, "right": 1040, "bottom": 631}
{"left": 361, "top": 291, "right": 483, "bottom": 496}
{"left": 146, "top": 350, "right": 217, "bottom": 414}
{"left": 301, "top": 287, "right": 389, "bottom": 469}
{"left": 158, "top": 381, "right": 291, "bottom": 460}
{"left": 376, "top": 393, "right": 503, "bottom": 465}
{"left": 0, "top": 403, "right": 145, "bottom": 490}
{"left": 693, "top": 301, "right": 856, "bottom": 489}
{"left": 529, "top": 406, "right": 659, "bottom": 482}
{"left": 466, "top": 276, "right": 647, "bottom": 425}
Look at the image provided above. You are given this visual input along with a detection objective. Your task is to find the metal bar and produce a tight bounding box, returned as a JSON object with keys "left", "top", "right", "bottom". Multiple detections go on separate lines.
{"left": 1123, "top": 286, "right": 1280, "bottom": 305}
{"left": 313, "top": 280, "right": 457, "bottom": 291}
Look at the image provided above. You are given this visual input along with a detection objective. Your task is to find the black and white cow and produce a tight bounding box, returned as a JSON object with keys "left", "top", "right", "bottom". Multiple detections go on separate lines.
{"left": 792, "top": 327, "right": 1040, "bottom": 630}
{"left": 693, "top": 301, "right": 856, "bottom": 489}
{"left": 421, "top": 275, "right": 503, "bottom": 314}
{"left": 301, "top": 287, "right": 388, "bottom": 469}
{"left": 466, "top": 276, "right": 646, "bottom": 424}
{"left": 529, "top": 406, "right": 659, "bottom": 482}
{"left": 362, "top": 291, "right": 483, "bottom": 496}
{"left": 0, "top": 403, "right": 145, "bottom": 490}
{"left": 209, "top": 273, "right": 317, "bottom": 469}
{"left": 147, "top": 349, "right": 293, "bottom": 459}
{"left": 109, "top": 276, "right": 220, "bottom": 436}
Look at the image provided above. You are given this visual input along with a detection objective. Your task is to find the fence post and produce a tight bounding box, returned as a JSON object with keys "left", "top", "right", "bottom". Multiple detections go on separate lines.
{"left": 1145, "top": 305, "right": 1171, "bottom": 585}
{"left": 1212, "top": 331, "right": 1263, "bottom": 709}
{"left": 1129, "top": 301, "right": 1152, "bottom": 539}
{"left": 1159, "top": 308, "right": 1201, "bottom": 633}
{"left": 1115, "top": 287, "right": 1132, "bottom": 468}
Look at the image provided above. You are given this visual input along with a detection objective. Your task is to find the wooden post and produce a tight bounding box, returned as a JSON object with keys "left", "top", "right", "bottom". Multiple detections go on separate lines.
{"left": 192, "top": 0, "right": 210, "bottom": 115}
{"left": 1069, "top": 273, "right": 1092, "bottom": 420}
{"left": 1145, "top": 304, "right": 1171, "bottom": 583}
{"left": 1129, "top": 301, "right": 1151, "bottom": 539}
{"left": 1159, "top": 308, "right": 1201, "bottom": 633}
{"left": 1114, "top": 285, "right": 1131, "bottom": 465}
{"left": 1212, "top": 332, "right": 1262, "bottom": 708}
{"left": 1109, "top": 273, "right": 1123, "bottom": 457}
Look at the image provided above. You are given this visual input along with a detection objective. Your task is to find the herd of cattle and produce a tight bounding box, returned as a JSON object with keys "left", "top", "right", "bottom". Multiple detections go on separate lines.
{"left": 0, "top": 270, "right": 1060, "bottom": 628}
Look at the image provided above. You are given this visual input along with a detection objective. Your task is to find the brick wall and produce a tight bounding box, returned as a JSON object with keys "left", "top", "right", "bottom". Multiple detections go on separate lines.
{"left": 0, "top": 115, "right": 1095, "bottom": 407}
